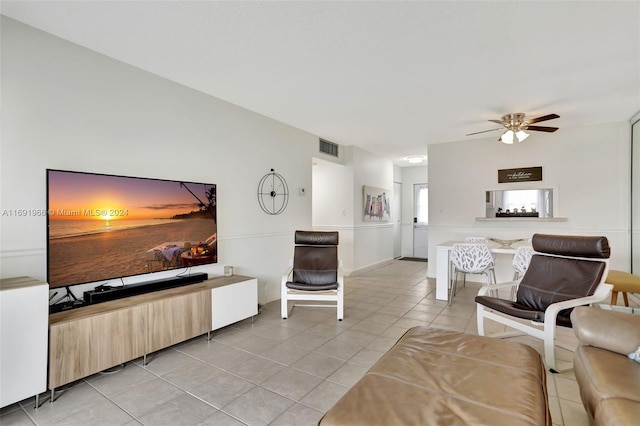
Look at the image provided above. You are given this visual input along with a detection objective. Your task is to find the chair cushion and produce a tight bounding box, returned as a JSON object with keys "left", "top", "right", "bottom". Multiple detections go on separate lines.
{"left": 475, "top": 296, "right": 544, "bottom": 322}
{"left": 295, "top": 230, "right": 339, "bottom": 245}
{"left": 515, "top": 254, "right": 606, "bottom": 326}
{"left": 286, "top": 281, "right": 339, "bottom": 291}
{"left": 475, "top": 296, "right": 573, "bottom": 327}
{"left": 532, "top": 234, "right": 610, "bottom": 259}
{"left": 292, "top": 246, "right": 338, "bottom": 286}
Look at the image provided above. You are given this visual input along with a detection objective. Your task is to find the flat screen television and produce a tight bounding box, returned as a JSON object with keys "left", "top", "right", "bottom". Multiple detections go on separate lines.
{"left": 46, "top": 169, "right": 217, "bottom": 289}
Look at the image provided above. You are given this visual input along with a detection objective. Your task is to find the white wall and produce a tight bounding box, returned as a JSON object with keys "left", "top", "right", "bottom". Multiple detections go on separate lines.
{"left": 312, "top": 146, "right": 395, "bottom": 274}
{"left": 312, "top": 157, "right": 355, "bottom": 271}
{"left": 7, "top": 17, "right": 628, "bottom": 303}
{"left": 351, "top": 146, "right": 394, "bottom": 271}
{"left": 427, "top": 122, "right": 631, "bottom": 281}
{"left": 312, "top": 159, "right": 353, "bottom": 228}
{"left": 0, "top": 17, "right": 318, "bottom": 303}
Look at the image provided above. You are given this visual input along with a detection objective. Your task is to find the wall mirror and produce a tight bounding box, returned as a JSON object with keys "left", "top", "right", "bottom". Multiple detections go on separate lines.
{"left": 486, "top": 189, "right": 553, "bottom": 218}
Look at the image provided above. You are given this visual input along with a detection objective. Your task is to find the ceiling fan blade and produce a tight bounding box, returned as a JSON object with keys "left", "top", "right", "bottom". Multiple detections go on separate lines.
{"left": 466, "top": 128, "right": 503, "bottom": 136}
{"left": 526, "top": 113, "right": 559, "bottom": 124}
{"left": 488, "top": 119, "right": 504, "bottom": 124}
{"left": 526, "top": 125, "right": 559, "bottom": 132}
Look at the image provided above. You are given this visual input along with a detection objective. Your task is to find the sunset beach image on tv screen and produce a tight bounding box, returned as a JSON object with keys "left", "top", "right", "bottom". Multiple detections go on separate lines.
{"left": 46, "top": 169, "right": 217, "bottom": 288}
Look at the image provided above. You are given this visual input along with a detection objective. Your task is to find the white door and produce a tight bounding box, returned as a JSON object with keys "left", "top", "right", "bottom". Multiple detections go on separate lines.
{"left": 392, "top": 182, "right": 402, "bottom": 258}
{"left": 413, "top": 183, "right": 428, "bottom": 259}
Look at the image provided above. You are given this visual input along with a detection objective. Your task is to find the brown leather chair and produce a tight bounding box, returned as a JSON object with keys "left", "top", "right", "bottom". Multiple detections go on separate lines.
{"left": 475, "top": 234, "right": 612, "bottom": 372}
{"left": 281, "top": 231, "right": 343, "bottom": 320}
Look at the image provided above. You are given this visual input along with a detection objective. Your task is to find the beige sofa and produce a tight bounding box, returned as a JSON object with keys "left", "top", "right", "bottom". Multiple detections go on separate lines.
{"left": 571, "top": 307, "right": 640, "bottom": 426}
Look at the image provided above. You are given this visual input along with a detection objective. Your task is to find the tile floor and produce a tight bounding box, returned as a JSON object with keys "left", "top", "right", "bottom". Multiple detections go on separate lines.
{"left": 2, "top": 260, "right": 638, "bottom": 425}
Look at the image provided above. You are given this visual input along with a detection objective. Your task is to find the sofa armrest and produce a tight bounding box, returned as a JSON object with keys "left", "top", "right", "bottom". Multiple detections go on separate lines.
{"left": 571, "top": 307, "right": 640, "bottom": 356}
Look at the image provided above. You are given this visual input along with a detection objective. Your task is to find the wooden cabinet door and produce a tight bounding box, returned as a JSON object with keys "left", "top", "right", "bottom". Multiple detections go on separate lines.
{"left": 147, "top": 290, "right": 211, "bottom": 353}
{"left": 49, "top": 304, "right": 147, "bottom": 389}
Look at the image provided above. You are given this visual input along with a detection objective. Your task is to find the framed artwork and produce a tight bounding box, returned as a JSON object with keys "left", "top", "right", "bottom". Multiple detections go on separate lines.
{"left": 363, "top": 185, "right": 390, "bottom": 222}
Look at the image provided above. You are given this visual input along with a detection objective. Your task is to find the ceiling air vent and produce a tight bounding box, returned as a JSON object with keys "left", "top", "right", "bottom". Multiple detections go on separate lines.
{"left": 319, "top": 138, "right": 339, "bottom": 157}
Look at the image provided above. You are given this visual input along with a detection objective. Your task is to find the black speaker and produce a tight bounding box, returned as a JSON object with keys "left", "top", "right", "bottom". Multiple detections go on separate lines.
{"left": 83, "top": 272, "right": 208, "bottom": 305}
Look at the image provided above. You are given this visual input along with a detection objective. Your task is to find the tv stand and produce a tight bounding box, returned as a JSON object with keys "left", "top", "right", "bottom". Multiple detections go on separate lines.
{"left": 48, "top": 275, "right": 257, "bottom": 397}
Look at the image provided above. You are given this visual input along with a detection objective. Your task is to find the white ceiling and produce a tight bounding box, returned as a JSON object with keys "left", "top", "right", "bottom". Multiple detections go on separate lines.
{"left": 2, "top": 1, "right": 639, "bottom": 165}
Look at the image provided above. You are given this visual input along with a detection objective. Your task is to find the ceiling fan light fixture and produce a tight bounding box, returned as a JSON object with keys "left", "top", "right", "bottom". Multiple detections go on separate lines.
{"left": 515, "top": 130, "right": 529, "bottom": 142}
{"left": 406, "top": 155, "right": 426, "bottom": 164}
{"left": 501, "top": 130, "right": 515, "bottom": 144}
{"left": 469, "top": 112, "right": 559, "bottom": 143}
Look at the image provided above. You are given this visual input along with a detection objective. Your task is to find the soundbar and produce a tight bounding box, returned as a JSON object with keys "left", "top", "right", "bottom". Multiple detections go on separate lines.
{"left": 83, "top": 272, "right": 209, "bottom": 305}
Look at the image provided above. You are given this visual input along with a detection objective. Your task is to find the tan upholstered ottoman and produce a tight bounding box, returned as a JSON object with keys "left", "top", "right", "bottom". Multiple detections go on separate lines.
{"left": 607, "top": 270, "right": 640, "bottom": 307}
{"left": 320, "top": 327, "right": 551, "bottom": 426}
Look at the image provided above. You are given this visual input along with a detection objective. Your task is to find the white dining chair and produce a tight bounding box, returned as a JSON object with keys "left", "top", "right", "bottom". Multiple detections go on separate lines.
{"left": 449, "top": 243, "right": 496, "bottom": 305}
{"left": 510, "top": 245, "right": 535, "bottom": 300}
{"left": 455, "top": 237, "right": 493, "bottom": 289}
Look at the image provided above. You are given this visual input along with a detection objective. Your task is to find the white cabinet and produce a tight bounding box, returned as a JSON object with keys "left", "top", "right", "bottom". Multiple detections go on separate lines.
{"left": 212, "top": 277, "right": 257, "bottom": 330}
{"left": 0, "top": 277, "right": 48, "bottom": 408}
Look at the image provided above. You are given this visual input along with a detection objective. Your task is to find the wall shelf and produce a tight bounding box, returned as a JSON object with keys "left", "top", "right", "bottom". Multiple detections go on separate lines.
{"left": 475, "top": 217, "right": 568, "bottom": 222}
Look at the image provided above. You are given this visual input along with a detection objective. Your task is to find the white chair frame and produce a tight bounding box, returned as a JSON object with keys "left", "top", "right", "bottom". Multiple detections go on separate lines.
{"left": 281, "top": 259, "right": 344, "bottom": 320}
{"left": 476, "top": 253, "right": 611, "bottom": 373}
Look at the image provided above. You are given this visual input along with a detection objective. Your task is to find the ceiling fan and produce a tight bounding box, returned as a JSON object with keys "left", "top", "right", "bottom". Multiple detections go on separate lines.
{"left": 467, "top": 113, "right": 560, "bottom": 144}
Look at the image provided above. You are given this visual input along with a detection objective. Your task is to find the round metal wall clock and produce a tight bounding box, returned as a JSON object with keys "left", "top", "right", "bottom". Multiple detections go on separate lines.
{"left": 257, "top": 169, "right": 289, "bottom": 215}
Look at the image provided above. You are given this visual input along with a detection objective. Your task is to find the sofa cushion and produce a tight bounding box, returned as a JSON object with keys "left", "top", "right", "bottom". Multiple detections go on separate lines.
{"left": 594, "top": 398, "right": 640, "bottom": 426}
{"left": 574, "top": 345, "right": 640, "bottom": 420}
{"left": 571, "top": 307, "right": 640, "bottom": 356}
{"left": 320, "top": 327, "right": 551, "bottom": 426}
